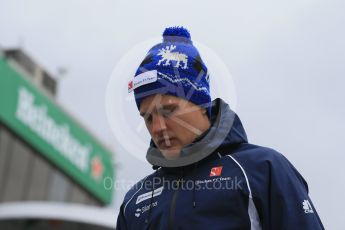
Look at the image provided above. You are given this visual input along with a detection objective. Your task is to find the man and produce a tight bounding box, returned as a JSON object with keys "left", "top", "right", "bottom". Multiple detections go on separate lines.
{"left": 116, "top": 26, "right": 324, "bottom": 229}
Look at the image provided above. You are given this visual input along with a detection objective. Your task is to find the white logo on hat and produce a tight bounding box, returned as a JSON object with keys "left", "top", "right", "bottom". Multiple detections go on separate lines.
{"left": 128, "top": 70, "right": 158, "bottom": 93}
{"left": 156, "top": 45, "right": 188, "bottom": 69}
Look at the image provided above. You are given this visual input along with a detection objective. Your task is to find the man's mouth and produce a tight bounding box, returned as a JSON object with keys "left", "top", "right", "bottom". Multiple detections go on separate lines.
{"left": 157, "top": 138, "right": 175, "bottom": 148}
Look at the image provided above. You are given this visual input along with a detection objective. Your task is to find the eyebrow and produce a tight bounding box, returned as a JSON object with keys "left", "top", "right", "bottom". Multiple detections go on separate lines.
{"left": 160, "top": 104, "right": 178, "bottom": 111}
{"left": 140, "top": 104, "right": 178, "bottom": 117}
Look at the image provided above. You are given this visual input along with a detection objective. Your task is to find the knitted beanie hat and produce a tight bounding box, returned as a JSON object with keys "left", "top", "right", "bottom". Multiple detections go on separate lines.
{"left": 129, "top": 26, "right": 211, "bottom": 116}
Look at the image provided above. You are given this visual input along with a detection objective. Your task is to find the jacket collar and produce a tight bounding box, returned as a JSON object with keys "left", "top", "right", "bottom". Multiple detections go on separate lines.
{"left": 146, "top": 98, "right": 248, "bottom": 168}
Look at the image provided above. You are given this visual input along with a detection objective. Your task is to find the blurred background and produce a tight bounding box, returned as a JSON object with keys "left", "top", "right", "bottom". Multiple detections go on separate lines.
{"left": 1, "top": 0, "right": 344, "bottom": 229}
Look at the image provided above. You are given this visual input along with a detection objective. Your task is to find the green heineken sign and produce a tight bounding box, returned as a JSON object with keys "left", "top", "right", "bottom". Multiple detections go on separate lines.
{"left": 0, "top": 58, "right": 114, "bottom": 204}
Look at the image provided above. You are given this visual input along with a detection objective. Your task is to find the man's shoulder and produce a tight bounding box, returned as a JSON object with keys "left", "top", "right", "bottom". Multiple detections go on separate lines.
{"left": 220, "top": 142, "right": 282, "bottom": 159}
{"left": 224, "top": 143, "right": 288, "bottom": 168}
{"left": 122, "top": 170, "right": 157, "bottom": 204}
{"left": 226, "top": 143, "right": 307, "bottom": 185}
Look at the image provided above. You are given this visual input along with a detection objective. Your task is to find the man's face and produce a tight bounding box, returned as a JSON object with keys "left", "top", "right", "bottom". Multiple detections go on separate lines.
{"left": 140, "top": 94, "right": 211, "bottom": 160}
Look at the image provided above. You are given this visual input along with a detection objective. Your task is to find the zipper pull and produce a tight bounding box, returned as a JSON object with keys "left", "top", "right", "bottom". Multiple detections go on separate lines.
{"left": 177, "top": 178, "right": 181, "bottom": 186}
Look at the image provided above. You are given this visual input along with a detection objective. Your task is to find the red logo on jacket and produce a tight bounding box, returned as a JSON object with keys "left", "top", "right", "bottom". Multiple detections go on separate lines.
{"left": 210, "top": 166, "right": 223, "bottom": 177}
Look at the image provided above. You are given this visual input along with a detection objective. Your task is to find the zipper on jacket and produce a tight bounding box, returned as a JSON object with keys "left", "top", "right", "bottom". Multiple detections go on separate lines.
{"left": 168, "top": 178, "right": 181, "bottom": 230}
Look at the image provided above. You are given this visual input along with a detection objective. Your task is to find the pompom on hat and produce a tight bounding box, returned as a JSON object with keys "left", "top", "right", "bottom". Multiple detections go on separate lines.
{"left": 129, "top": 26, "right": 211, "bottom": 117}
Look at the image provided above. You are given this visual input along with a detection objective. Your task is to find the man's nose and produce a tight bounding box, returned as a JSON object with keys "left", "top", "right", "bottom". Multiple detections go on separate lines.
{"left": 151, "top": 114, "right": 167, "bottom": 135}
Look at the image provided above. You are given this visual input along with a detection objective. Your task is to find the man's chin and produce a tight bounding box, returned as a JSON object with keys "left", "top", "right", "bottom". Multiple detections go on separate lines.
{"left": 160, "top": 148, "right": 181, "bottom": 160}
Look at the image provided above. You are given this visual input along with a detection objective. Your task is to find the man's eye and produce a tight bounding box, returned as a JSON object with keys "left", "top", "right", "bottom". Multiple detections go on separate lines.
{"left": 161, "top": 108, "right": 174, "bottom": 117}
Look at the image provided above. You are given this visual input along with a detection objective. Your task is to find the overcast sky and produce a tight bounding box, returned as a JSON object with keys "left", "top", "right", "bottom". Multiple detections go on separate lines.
{"left": 1, "top": 0, "right": 344, "bottom": 229}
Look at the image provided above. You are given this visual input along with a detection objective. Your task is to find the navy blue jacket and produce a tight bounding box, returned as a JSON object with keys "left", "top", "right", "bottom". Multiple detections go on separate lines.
{"left": 116, "top": 99, "right": 324, "bottom": 230}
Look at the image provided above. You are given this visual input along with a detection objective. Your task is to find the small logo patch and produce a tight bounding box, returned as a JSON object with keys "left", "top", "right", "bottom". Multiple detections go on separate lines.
{"left": 134, "top": 201, "right": 158, "bottom": 218}
{"left": 302, "top": 200, "right": 314, "bottom": 213}
{"left": 135, "top": 209, "right": 141, "bottom": 217}
{"left": 128, "top": 80, "right": 133, "bottom": 92}
{"left": 136, "top": 186, "right": 163, "bottom": 204}
{"left": 128, "top": 70, "right": 157, "bottom": 93}
{"left": 210, "top": 166, "right": 223, "bottom": 177}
